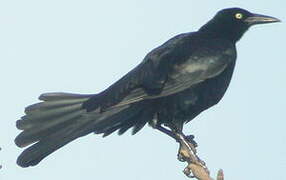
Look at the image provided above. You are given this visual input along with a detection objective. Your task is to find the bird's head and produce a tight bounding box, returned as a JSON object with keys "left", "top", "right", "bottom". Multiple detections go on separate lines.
{"left": 199, "top": 8, "right": 280, "bottom": 42}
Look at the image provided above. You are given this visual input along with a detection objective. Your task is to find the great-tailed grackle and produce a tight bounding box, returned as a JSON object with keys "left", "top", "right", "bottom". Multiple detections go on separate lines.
{"left": 15, "top": 8, "right": 280, "bottom": 168}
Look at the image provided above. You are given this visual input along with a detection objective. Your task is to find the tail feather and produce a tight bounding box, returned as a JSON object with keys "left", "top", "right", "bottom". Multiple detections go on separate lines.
{"left": 15, "top": 93, "right": 92, "bottom": 148}
{"left": 25, "top": 101, "right": 83, "bottom": 115}
{"left": 18, "top": 104, "right": 84, "bottom": 130}
{"left": 18, "top": 93, "right": 92, "bottom": 131}
{"left": 17, "top": 116, "right": 95, "bottom": 167}
{"left": 15, "top": 110, "right": 85, "bottom": 147}
{"left": 25, "top": 98, "right": 88, "bottom": 113}
{"left": 15, "top": 92, "right": 155, "bottom": 167}
{"left": 39, "top": 92, "right": 92, "bottom": 101}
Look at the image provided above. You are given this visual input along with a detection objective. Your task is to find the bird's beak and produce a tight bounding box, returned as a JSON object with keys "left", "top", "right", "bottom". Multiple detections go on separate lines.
{"left": 244, "top": 13, "right": 281, "bottom": 25}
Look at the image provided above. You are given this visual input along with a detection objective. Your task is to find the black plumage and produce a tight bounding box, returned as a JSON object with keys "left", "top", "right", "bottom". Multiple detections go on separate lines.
{"left": 15, "top": 8, "right": 280, "bottom": 167}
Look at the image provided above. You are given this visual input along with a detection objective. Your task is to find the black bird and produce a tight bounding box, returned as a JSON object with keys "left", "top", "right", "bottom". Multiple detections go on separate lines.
{"left": 15, "top": 8, "right": 280, "bottom": 167}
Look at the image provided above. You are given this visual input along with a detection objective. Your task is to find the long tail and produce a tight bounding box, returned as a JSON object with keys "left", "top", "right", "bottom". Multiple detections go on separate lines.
{"left": 15, "top": 92, "right": 154, "bottom": 167}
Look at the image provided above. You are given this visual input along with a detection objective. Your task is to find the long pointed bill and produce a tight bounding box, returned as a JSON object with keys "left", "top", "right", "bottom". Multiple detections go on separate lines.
{"left": 244, "top": 14, "right": 281, "bottom": 25}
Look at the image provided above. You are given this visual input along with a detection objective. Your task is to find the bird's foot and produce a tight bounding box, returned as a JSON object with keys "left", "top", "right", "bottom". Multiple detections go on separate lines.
{"left": 177, "top": 142, "right": 205, "bottom": 166}
{"left": 176, "top": 135, "right": 197, "bottom": 162}
{"left": 181, "top": 150, "right": 210, "bottom": 179}
{"left": 175, "top": 134, "right": 209, "bottom": 178}
{"left": 177, "top": 135, "right": 198, "bottom": 162}
{"left": 183, "top": 163, "right": 211, "bottom": 179}
{"left": 177, "top": 143, "right": 192, "bottom": 162}
{"left": 185, "top": 134, "right": 198, "bottom": 148}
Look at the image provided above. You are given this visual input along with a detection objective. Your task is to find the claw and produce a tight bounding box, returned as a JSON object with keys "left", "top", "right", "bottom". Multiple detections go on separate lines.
{"left": 177, "top": 152, "right": 186, "bottom": 162}
{"left": 178, "top": 143, "right": 193, "bottom": 162}
{"left": 184, "top": 163, "right": 211, "bottom": 179}
{"left": 185, "top": 135, "right": 198, "bottom": 148}
{"left": 183, "top": 167, "right": 195, "bottom": 178}
{"left": 197, "top": 157, "right": 206, "bottom": 166}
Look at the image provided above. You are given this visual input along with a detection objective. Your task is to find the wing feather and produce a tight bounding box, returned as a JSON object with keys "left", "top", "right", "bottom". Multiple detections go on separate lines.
{"left": 107, "top": 41, "right": 236, "bottom": 109}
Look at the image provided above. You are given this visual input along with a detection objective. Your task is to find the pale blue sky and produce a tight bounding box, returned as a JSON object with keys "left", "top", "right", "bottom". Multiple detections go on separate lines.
{"left": 1, "top": 0, "right": 285, "bottom": 180}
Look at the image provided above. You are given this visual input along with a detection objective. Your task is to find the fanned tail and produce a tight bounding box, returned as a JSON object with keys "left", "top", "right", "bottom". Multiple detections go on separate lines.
{"left": 15, "top": 92, "right": 154, "bottom": 167}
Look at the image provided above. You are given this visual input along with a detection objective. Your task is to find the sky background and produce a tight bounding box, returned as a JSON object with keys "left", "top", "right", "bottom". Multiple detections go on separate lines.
{"left": 0, "top": 0, "right": 285, "bottom": 180}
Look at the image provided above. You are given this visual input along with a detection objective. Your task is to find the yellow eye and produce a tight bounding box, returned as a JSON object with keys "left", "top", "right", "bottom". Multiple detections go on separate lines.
{"left": 235, "top": 13, "right": 243, "bottom": 19}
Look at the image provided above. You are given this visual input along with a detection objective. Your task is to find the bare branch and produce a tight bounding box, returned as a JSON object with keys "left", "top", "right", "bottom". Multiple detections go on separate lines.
{"left": 176, "top": 137, "right": 224, "bottom": 180}
{"left": 183, "top": 163, "right": 224, "bottom": 180}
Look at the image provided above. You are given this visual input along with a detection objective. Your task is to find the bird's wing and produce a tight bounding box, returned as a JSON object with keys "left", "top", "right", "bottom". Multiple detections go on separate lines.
{"left": 83, "top": 33, "right": 193, "bottom": 111}
{"left": 107, "top": 39, "right": 236, "bottom": 109}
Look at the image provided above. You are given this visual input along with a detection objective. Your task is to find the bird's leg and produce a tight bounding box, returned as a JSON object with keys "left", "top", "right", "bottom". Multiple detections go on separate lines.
{"left": 155, "top": 125, "right": 178, "bottom": 140}
{"left": 155, "top": 125, "right": 202, "bottom": 162}
{"left": 155, "top": 125, "right": 198, "bottom": 149}
{"left": 170, "top": 129, "right": 210, "bottom": 178}
{"left": 175, "top": 132, "right": 206, "bottom": 164}
{"left": 185, "top": 134, "right": 198, "bottom": 148}
{"left": 155, "top": 125, "right": 209, "bottom": 178}
{"left": 176, "top": 132, "right": 210, "bottom": 178}
{"left": 176, "top": 133, "right": 197, "bottom": 162}
{"left": 155, "top": 125, "right": 198, "bottom": 160}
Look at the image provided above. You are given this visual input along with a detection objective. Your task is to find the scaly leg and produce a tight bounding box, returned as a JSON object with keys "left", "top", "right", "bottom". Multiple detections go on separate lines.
{"left": 173, "top": 132, "right": 205, "bottom": 165}
{"left": 173, "top": 131, "right": 210, "bottom": 178}
{"left": 155, "top": 124, "right": 209, "bottom": 178}
{"left": 155, "top": 125, "right": 200, "bottom": 162}
{"left": 155, "top": 125, "right": 197, "bottom": 148}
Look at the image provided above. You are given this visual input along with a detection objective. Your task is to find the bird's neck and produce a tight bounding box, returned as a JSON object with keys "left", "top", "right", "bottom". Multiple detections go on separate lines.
{"left": 199, "top": 21, "right": 249, "bottom": 43}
